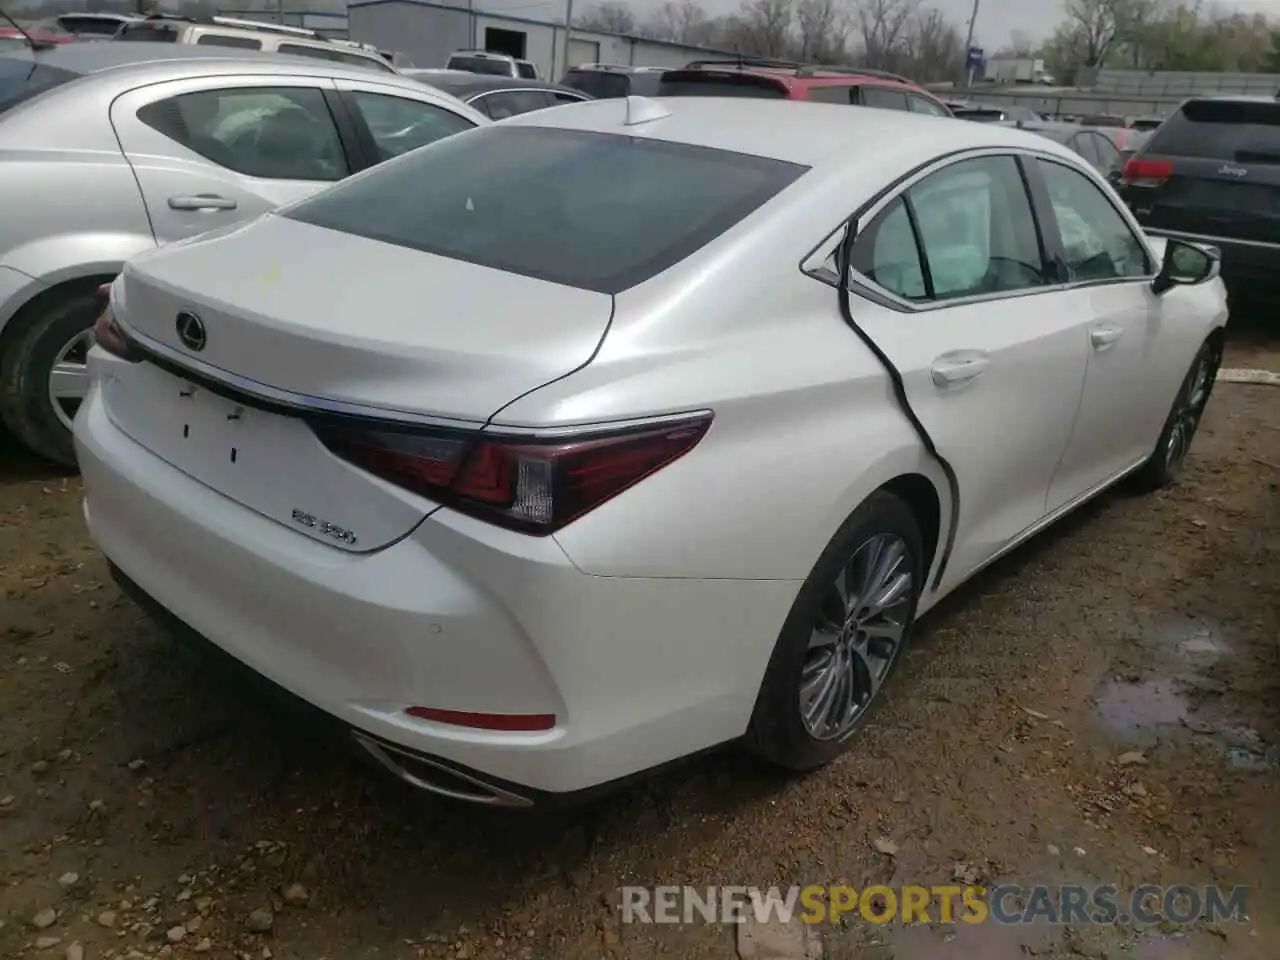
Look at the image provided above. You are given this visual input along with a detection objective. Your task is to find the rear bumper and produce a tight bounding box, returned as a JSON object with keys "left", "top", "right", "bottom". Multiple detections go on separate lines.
{"left": 74, "top": 376, "right": 798, "bottom": 799}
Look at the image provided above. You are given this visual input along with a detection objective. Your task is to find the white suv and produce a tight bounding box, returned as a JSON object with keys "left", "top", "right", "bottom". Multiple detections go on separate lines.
{"left": 445, "top": 49, "right": 539, "bottom": 79}
{"left": 114, "top": 15, "right": 397, "bottom": 74}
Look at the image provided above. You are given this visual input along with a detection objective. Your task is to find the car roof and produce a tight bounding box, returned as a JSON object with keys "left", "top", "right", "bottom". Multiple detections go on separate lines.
{"left": 508, "top": 96, "right": 1079, "bottom": 169}
{"left": 663, "top": 62, "right": 925, "bottom": 95}
{"left": 2, "top": 41, "right": 410, "bottom": 84}
{"left": 408, "top": 72, "right": 582, "bottom": 97}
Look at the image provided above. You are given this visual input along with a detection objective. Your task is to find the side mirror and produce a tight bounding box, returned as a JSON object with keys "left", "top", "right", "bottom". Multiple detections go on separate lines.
{"left": 1151, "top": 238, "right": 1219, "bottom": 295}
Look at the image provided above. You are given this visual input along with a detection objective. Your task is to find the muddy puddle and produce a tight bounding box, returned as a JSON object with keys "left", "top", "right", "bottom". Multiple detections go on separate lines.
{"left": 1093, "top": 618, "right": 1277, "bottom": 772}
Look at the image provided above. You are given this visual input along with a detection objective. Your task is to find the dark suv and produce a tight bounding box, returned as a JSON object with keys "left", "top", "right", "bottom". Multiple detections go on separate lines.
{"left": 1116, "top": 95, "right": 1280, "bottom": 302}
{"left": 560, "top": 63, "right": 665, "bottom": 99}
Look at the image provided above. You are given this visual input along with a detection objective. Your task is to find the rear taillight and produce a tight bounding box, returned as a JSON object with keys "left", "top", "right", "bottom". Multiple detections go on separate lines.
{"left": 1121, "top": 156, "right": 1173, "bottom": 187}
{"left": 92, "top": 284, "right": 142, "bottom": 362}
{"left": 313, "top": 414, "right": 712, "bottom": 535}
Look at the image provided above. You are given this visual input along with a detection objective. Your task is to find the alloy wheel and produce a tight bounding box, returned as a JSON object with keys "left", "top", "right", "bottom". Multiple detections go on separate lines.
{"left": 1164, "top": 350, "right": 1215, "bottom": 474}
{"left": 46, "top": 329, "right": 93, "bottom": 433}
{"left": 800, "top": 533, "right": 912, "bottom": 741}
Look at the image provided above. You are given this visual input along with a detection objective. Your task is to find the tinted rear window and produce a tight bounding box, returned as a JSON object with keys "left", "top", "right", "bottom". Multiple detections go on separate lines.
{"left": 286, "top": 126, "right": 807, "bottom": 294}
{"left": 196, "top": 34, "right": 263, "bottom": 49}
{"left": 115, "top": 23, "right": 179, "bottom": 42}
{"left": 56, "top": 16, "right": 125, "bottom": 37}
{"left": 657, "top": 72, "right": 787, "bottom": 99}
{"left": 447, "top": 55, "right": 510, "bottom": 76}
{"left": 561, "top": 70, "right": 629, "bottom": 99}
{"left": 1146, "top": 99, "right": 1280, "bottom": 161}
{"left": 0, "top": 58, "right": 79, "bottom": 114}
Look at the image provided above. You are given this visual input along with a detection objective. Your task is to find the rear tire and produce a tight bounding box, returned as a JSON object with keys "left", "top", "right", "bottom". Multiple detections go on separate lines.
{"left": 747, "top": 491, "right": 923, "bottom": 772}
{"left": 0, "top": 285, "right": 103, "bottom": 468}
{"left": 1131, "top": 336, "right": 1222, "bottom": 492}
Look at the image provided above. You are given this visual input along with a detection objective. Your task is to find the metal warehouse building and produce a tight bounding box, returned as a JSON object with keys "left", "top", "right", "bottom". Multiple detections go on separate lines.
{"left": 347, "top": 0, "right": 729, "bottom": 81}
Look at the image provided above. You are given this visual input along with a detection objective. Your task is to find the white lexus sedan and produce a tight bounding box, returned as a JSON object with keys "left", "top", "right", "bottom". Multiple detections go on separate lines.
{"left": 75, "top": 97, "right": 1226, "bottom": 806}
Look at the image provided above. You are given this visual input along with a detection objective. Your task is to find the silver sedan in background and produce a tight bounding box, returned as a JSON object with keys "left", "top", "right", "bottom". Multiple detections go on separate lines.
{"left": 0, "top": 42, "right": 487, "bottom": 465}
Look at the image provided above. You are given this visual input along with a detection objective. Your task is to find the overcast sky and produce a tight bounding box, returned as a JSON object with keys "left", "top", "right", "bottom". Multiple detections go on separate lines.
{"left": 622, "top": 0, "right": 1280, "bottom": 48}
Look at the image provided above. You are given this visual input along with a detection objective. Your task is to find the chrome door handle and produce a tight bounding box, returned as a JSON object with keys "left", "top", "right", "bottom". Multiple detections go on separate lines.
{"left": 1090, "top": 325, "right": 1124, "bottom": 350}
{"left": 168, "top": 194, "right": 238, "bottom": 211}
{"left": 930, "top": 350, "right": 989, "bottom": 388}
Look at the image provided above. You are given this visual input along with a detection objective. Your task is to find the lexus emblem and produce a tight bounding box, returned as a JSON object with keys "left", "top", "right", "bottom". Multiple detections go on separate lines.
{"left": 175, "top": 311, "right": 206, "bottom": 352}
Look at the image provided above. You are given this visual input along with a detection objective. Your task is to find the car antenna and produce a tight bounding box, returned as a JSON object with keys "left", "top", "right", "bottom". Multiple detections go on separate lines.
{"left": 0, "top": 6, "right": 53, "bottom": 50}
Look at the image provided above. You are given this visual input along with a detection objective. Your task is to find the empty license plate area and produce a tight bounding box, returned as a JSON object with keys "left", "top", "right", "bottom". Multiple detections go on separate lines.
{"left": 101, "top": 361, "right": 427, "bottom": 551}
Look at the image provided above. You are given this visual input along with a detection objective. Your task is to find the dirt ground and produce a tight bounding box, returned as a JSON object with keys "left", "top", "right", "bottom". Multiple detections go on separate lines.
{"left": 1, "top": 322, "right": 1276, "bottom": 960}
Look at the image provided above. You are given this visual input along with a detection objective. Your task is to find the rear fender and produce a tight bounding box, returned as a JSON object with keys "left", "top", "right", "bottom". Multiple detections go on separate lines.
{"left": 0, "top": 231, "right": 155, "bottom": 338}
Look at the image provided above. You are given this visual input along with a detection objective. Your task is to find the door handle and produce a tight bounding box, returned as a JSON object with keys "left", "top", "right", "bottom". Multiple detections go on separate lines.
{"left": 1090, "top": 324, "right": 1124, "bottom": 350}
{"left": 930, "top": 350, "right": 989, "bottom": 388}
{"left": 168, "top": 194, "right": 237, "bottom": 212}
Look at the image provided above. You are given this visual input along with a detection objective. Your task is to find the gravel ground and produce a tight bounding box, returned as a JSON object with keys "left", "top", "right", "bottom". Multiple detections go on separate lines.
{"left": 0, "top": 325, "right": 1276, "bottom": 960}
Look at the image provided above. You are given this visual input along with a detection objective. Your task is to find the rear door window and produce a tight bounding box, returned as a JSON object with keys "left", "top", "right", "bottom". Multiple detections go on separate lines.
{"left": 516, "top": 62, "right": 537, "bottom": 79}
{"left": 908, "top": 94, "right": 949, "bottom": 116}
{"left": 1146, "top": 99, "right": 1280, "bottom": 161}
{"left": 286, "top": 125, "right": 808, "bottom": 294}
{"left": 137, "top": 87, "right": 349, "bottom": 181}
{"left": 859, "top": 87, "right": 909, "bottom": 111}
{"left": 196, "top": 34, "right": 263, "bottom": 49}
{"left": 807, "top": 86, "right": 853, "bottom": 105}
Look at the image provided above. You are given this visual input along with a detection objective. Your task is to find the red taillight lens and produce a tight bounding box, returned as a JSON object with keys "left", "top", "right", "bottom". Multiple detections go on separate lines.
{"left": 1121, "top": 156, "right": 1173, "bottom": 187}
{"left": 405, "top": 706, "right": 555, "bottom": 732}
{"left": 91, "top": 284, "right": 142, "bottom": 363}
{"left": 313, "top": 414, "right": 712, "bottom": 535}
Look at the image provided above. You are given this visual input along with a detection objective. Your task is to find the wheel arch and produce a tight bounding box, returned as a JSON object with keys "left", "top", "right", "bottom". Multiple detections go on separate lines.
{"left": 0, "top": 272, "right": 119, "bottom": 360}
{"left": 879, "top": 472, "right": 943, "bottom": 594}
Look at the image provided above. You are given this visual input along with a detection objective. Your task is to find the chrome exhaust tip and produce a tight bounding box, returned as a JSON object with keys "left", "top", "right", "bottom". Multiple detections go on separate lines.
{"left": 352, "top": 732, "right": 533, "bottom": 808}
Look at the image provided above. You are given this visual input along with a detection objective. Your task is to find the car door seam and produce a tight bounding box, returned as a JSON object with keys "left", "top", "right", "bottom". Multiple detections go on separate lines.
{"left": 835, "top": 229, "right": 960, "bottom": 594}
{"left": 108, "top": 88, "right": 161, "bottom": 245}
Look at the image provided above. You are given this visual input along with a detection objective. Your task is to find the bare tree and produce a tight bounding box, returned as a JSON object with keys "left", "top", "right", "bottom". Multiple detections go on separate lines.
{"left": 900, "top": 7, "right": 963, "bottom": 82}
{"left": 796, "top": 0, "right": 847, "bottom": 62}
{"left": 1062, "top": 0, "right": 1125, "bottom": 66}
{"left": 574, "top": 1, "right": 638, "bottom": 35}
{"left": 854, "top": 0, "right": 919, "bottom": 72}
{"left": 727, "top": 0, "right": 793, "bottom": 57}
{"left": 645, "top": 0, "right": 713, "bottom": 44}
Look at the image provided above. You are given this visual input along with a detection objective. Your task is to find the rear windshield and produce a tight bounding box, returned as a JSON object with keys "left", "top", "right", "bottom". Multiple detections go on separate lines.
{"left": 953, "top": 108, "right": 1005, "bottom": 122}
{"left": 562, "top": 70, "right": 628, "bottom": 99}
{"left": 657, "top": 72, "right": 787, "bottom": 99}
{"left": 1146, "top": 99, "right": 1280, "bottom": 162}
{"left": 447, "top": 55, "right": 510, "bottom": 76}
{"left": 55, "top": 16, "right": 125, "bottom": 37}
{"left": 115, "top": 23, "right": 179, "bottom": 42}
{"left": 285, "top": 126, "right": 807, "bottom": 294}
{"left": 0, "top": 58, "right": 79, "bottom": 114}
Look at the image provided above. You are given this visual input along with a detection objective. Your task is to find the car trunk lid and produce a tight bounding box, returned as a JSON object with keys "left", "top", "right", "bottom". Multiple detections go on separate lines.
{"left": 105, "top": 214, "right": 612, "bottom": 551}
